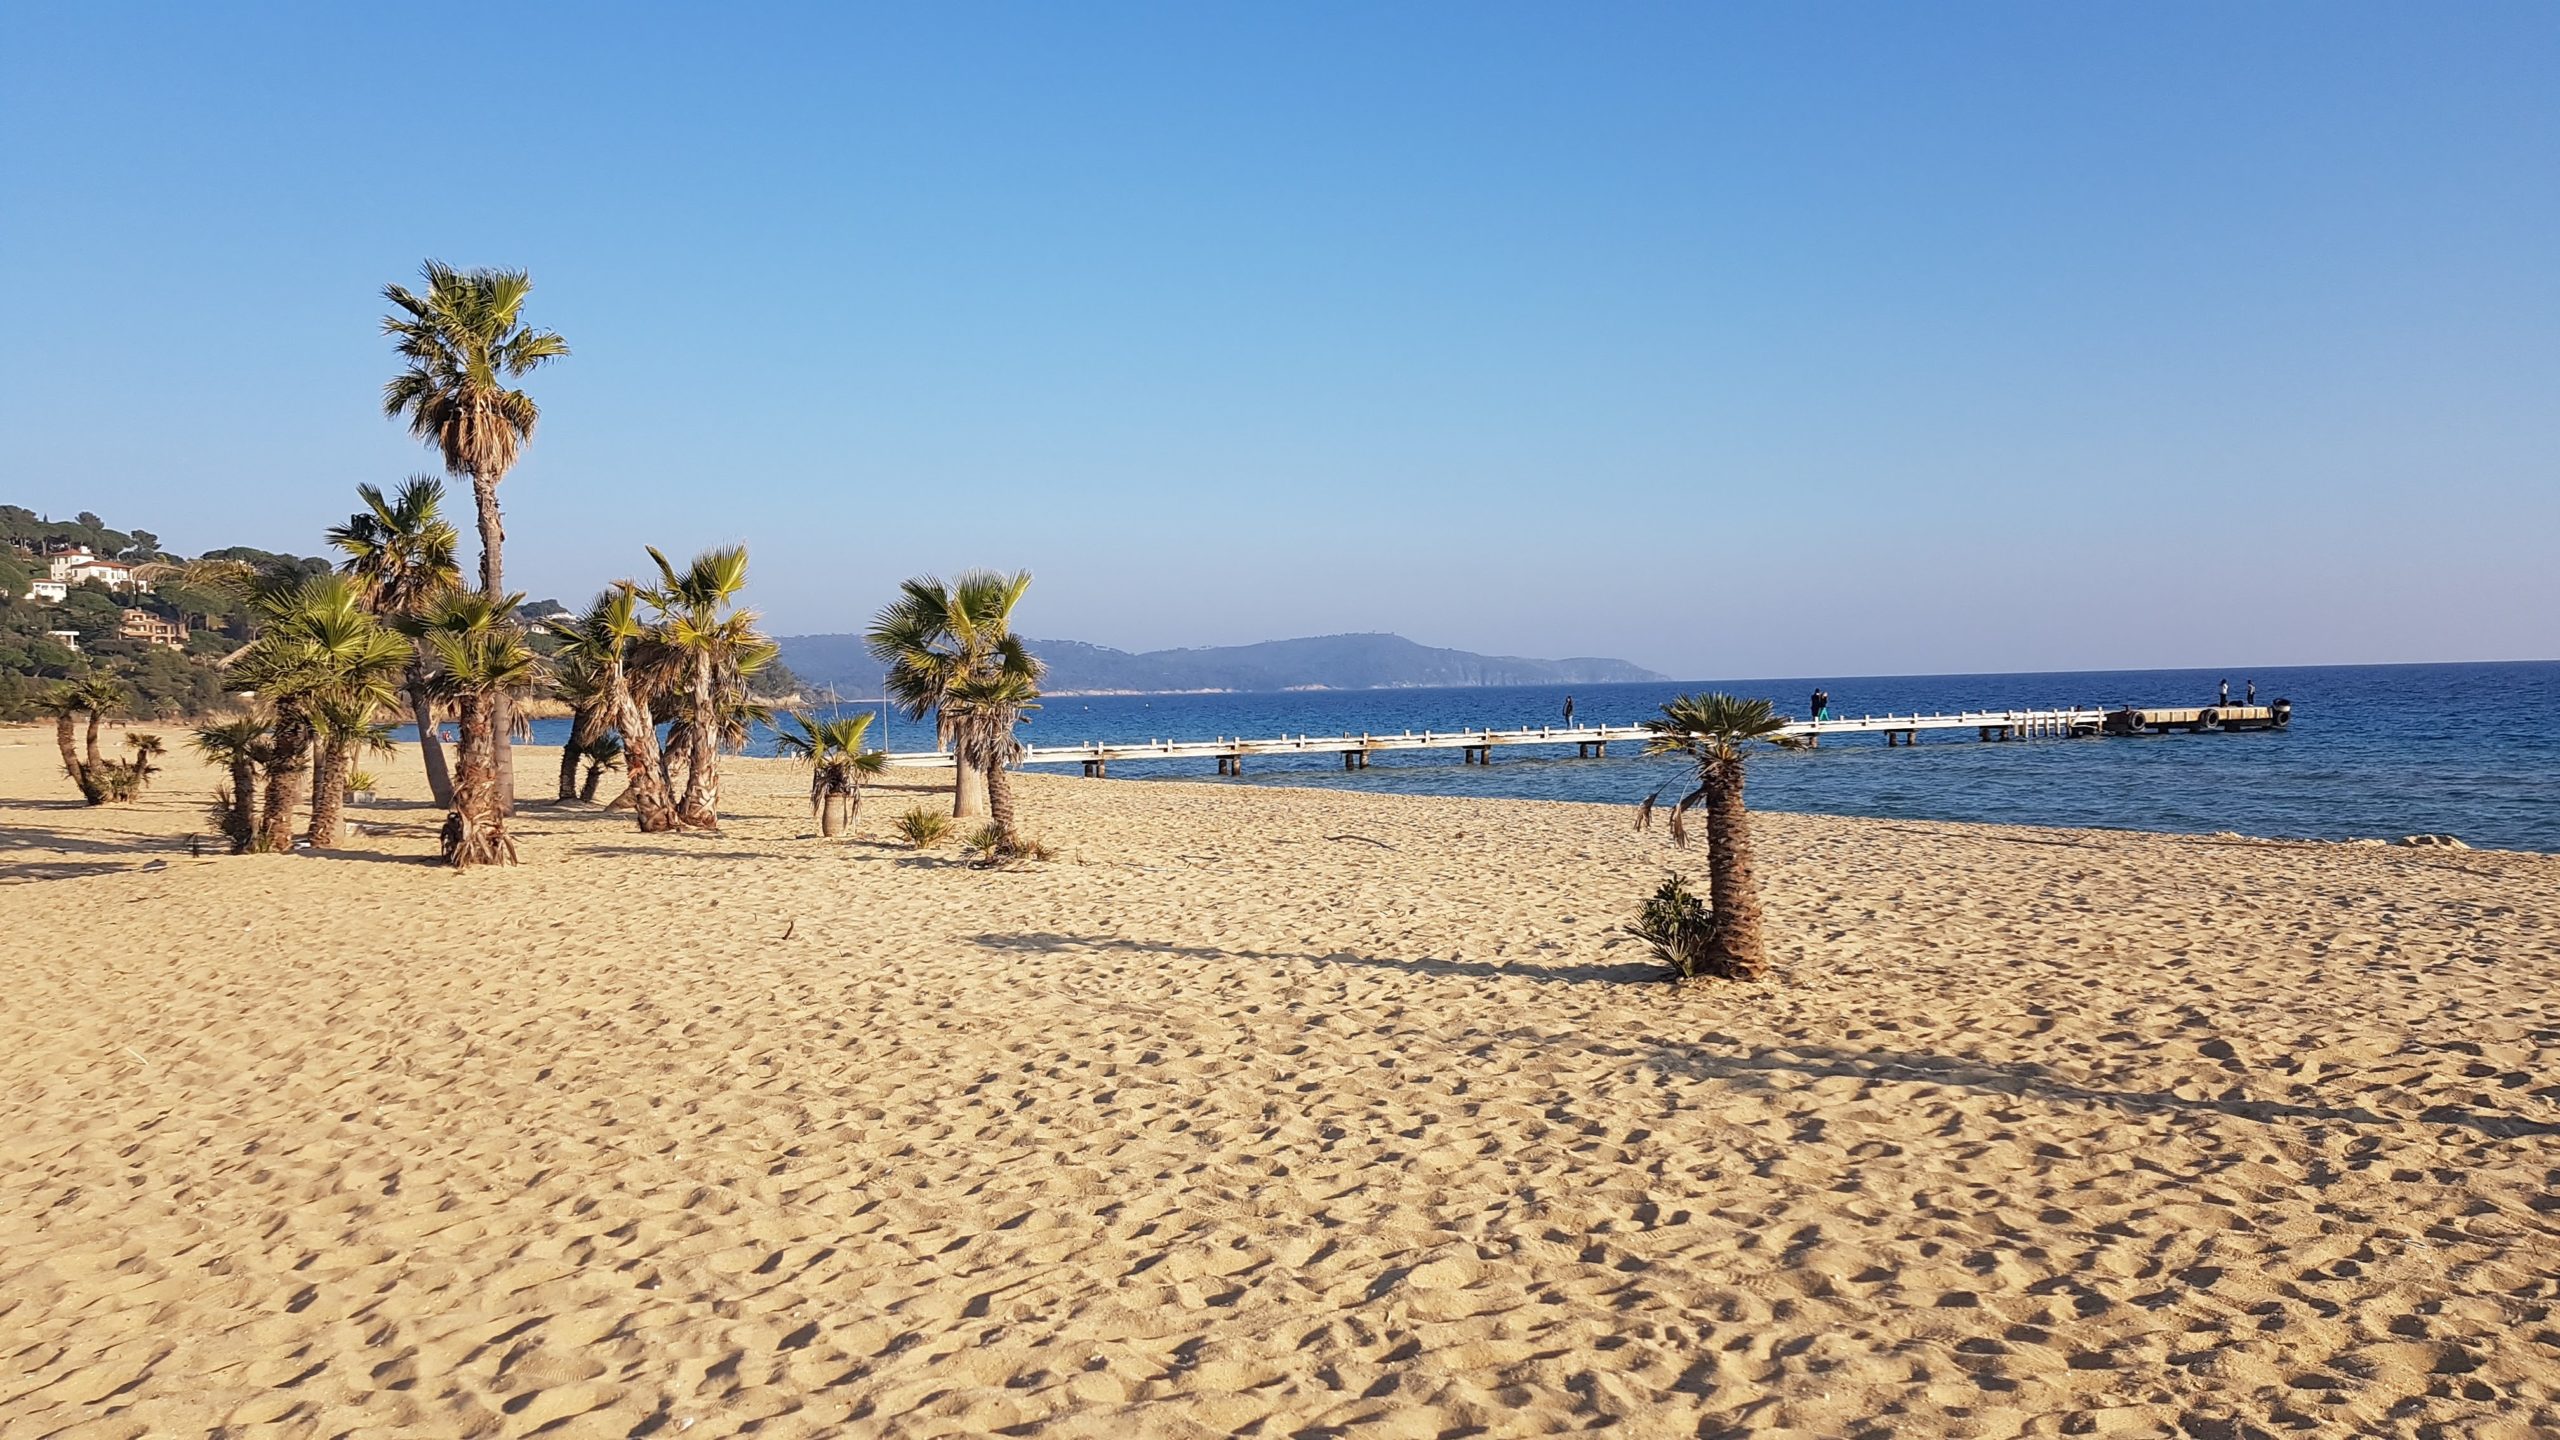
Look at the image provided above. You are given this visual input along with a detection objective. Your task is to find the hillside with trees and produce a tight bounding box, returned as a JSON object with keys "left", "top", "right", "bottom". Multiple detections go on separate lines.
{"left": 0, "top": 505, "right": 335, "bottom": 719}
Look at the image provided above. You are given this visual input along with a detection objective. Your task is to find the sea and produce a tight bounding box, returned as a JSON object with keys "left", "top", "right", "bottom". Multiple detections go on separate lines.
{"left": 482, "top": 661, "right": 2560, "bottom": 853}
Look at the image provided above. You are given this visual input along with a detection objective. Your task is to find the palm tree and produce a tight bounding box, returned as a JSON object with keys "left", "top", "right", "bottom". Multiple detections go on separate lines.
{"left": 329, "top": 475, "right": 464, "bottom": 805}
{"left": 866, "top": 570, "right": 1036, "bottom": 819}
{"left": 73, "top": 675, "right": 128, "bottom": 776}
{"left": 36, "top": 684, "right": 89, "bottom": 799}
{"left": 230, "top": 573, "right": 411, "bottom": 853}
{"left": 406, "top": 591, "right": 541, "bottom": 867}
{"left": 643, "top": 545, "right": 776, "bottom": 831}
{"left": 1635, "top": 693, "right": 1804, "bottom": 980}
{"left": 193, "top": 716, "right": 268, "bottom": 853}
{"left": 542, "top": 607, "right": 626, "bottom": 803}
{"left": 941, "top": 664, "right": 1043, "bottom": 852}
{"left": 123, "top": 733, "right": 167, "bottom": 796}
{"left": 309, "top": 700, "right": 398, "bottom": 848}
{"left": 560, "top": 585, "right": 684, "bottom": 832}
{"left": 381, "top": 260, "right": 569, "bottom": 815}
{"left": 39, "top": 678, "right": 132, "bottom": 805}
{"left": 776, "top": 711, "right": 885, "bottom": 836}
{"left": 575, "top": 733, "right": 624, "bottom": 803}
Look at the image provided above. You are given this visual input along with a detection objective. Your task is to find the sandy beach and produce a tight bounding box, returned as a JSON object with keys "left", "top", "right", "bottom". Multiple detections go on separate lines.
{"left": 4, "top": 729, "right": 2558, "bottom": 1438}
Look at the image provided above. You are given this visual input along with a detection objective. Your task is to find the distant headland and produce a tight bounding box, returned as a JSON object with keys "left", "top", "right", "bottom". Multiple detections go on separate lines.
{"left": 777, "top": 630, "right": 1665, "bottom": 697}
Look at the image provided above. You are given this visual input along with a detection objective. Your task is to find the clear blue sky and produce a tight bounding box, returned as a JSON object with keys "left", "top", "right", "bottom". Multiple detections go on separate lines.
{"left": 4, "top": 3, "right": 2553, "bottom": 677}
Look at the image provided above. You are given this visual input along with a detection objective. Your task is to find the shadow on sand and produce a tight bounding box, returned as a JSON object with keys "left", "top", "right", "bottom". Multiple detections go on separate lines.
{"left": 969, "top": 929, "right": 1662, "bottom": 987}
{"left": 968, "top": 930, "right": 2558, "bottom": 1140}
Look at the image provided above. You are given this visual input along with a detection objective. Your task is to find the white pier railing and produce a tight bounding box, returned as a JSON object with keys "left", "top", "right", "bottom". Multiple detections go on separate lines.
{"left": 878, "top": 708, "right": 2115, "bottom": 773}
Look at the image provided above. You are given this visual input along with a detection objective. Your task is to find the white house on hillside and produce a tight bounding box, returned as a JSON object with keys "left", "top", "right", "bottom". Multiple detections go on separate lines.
{"left": 45, "top": 548, "right": 152, "bottom": 593}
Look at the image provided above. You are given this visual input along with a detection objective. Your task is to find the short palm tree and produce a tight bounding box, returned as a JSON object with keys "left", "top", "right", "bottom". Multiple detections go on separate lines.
{"left": 39, "top": 678, "right": 133, "bottom": 805}
{"left": 406, "top": 590, "right": 542, "bottom": 867}
{"left": 193, "top": 715, "right": 269, "bottom": 853}
{"left": 123, "top": 732, "right": 167, "bottom": 796}
{"left": 776, "top": 711, "right": 885, "bottom": 836}
{"left": 72, "top": 675, "right": 129, "bottom": 776}
{"left": 230, "top": 573, "right": 411, "bottom": 853}
{"left": 940, "top": 665, "right": 1043, "bottom": 853}
{"left": 1635, "top": 693, "right": 1803, "bottom": 980}
{"left": 574, "top": 733, "right": 624, "bottom": 803}
{"left": 560, "top": 585, "right": 683, "bottom": 832}
{"left": 36, "top": 684, "right": 91, "bottom": 800}
{"left": 309, "top": 699, "right": 399, "bottom": 847}
{"left": 643, "top": 545, "right": 776, "bottom": 831}
{"left": 329, "top": 475, "right": 464, "bottom": 805}
{"left": 548, "top": 646, "right": 612, "bottom": 802}
{"left": 381, "top": 260, "right": 568, "bottom": 814}
{"left": 866, "top": 570, "right": 1036, "bottom": 819}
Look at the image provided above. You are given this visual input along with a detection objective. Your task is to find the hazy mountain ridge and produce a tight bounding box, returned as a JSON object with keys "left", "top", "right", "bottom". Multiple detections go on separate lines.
{"left": 777, "top": 631, "right": 1663, "bottom": 696}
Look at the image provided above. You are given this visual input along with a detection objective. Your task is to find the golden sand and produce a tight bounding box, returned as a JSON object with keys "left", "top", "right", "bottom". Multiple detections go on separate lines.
{"left": 3, "top": 726, "right": 2557, "bottom": 1437}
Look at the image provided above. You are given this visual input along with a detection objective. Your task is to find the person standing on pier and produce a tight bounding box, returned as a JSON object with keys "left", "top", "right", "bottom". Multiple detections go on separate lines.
{"left": 1562, "top": 694, "right": 1575, "bottom": 727}
{"left": 2220, "top": 678, "right": 2231, "bottom": 707}
{"left": 1810, "top": 687, "right": 1830, "bottom": 722}
{"left": 2245, "top": 679, "right": 2257, "bottom": 706}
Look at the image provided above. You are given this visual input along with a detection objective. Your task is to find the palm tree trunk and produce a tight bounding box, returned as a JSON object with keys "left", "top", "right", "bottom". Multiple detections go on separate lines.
{"left": 580, "top": 762, "right": 607, "bottom": 804}
{"left": 1701, "top": 758, "right": 1767, "bottom": 979}
{"left": 820, "top": 791, "right": 845, "bottom": 837}
{"left": 954, "top": 758, "right": 989, "bottom": 819}
{"left": 443, "top": 693, "right": 516, "bottom": 867}
{"left": 226, "top": 755, "right": 259, "bottom": 853}
{"left": 558, "top": 706, "right": 599, "bottom": 801}
{"left": 258, "top": 706, "right": 314, "bottom": 853}
{"left": 83, "top": 710, "right": 105, "bottom": 771}
{"left": 406, "top": 664, "right": 454, "bottom": 807}
{"left": 678, "top": 652, "right": 720, "bottom": 829}
{"left": 468, "top": 467, "right": 516, "bottom": 818}
{"left": 609, "top": 670, "right": 682, "bottom": 833}
{"left": 53, "top": 714, "right": 81, "bottom": 782}
{"left": 309, "top": 738, "right": 351, "bottom": 848}
{"left": 985, "top": 746, "right": 1016, "bottom": 845}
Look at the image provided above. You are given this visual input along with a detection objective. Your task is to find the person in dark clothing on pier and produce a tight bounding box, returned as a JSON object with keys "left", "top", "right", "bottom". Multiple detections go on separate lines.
{"left": 2245, "top": 679, "right": 2257, "bottom": 706}
{"left": 1562, "top": 694, "right": 1575, "bottom": 727}
{"left": 1811, "top": 687, "right": 1830, "bottom": 721}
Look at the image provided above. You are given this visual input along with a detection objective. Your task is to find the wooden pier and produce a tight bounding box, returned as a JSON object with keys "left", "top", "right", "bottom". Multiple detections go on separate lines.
{"left": 873, "top": 705, "right": 2232, "bottom": 774}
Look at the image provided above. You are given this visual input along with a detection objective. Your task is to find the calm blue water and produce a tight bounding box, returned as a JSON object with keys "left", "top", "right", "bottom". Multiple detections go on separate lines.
{"left": 475, "top": 662, "right": 2560, "bottom": 851}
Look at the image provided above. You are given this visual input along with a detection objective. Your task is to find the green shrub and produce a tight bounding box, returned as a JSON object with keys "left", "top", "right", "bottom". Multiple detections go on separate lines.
{"left": 1625, "top": 871, "right": 1724, "bottom": 980}
{"left": 963, "top": 824, "right": 1052, "bottom": 868}
{"left": 893, "top": 806, "right": 953, "bottom": 849}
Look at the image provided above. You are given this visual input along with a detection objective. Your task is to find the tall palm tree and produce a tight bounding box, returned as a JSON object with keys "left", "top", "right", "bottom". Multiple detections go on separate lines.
{"left": 328, "top": 475, "right": 464, "bottom": 805}
{"left": 644, "top": 545, "right": 775, "bottom": 831}
{"left": 1635, "top": 693, "right": 1804, "bottom": 980}
{"left": 193, "top": 716, "right": 268, "bottom": 853}
{"left": 776, "top": 711, "right": 885, "bottom": 836}
{"left": 940, "top": 665, "right": 1043, "bottom": 851}
{"left": 230, "top": 573, "right": 411, "bottom": 853}
{"left": 406, "top": 591, "right": 541, "bottom": 867}
{"left": 381, "top": 260, "right": 569, "bottom": 815}
{"left": 866, "top": 570, "right": 1036, "bottom": 819}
